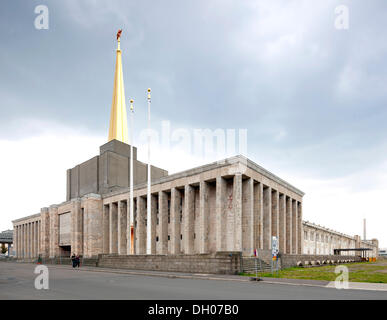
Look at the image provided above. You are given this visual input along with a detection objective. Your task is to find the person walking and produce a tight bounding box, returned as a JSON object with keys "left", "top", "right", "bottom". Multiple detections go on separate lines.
{"left": 75, "top": 254, "right": 80, "bottom": 268}
{"left": 71, "top": 253, "right": 76, "bottom": 268}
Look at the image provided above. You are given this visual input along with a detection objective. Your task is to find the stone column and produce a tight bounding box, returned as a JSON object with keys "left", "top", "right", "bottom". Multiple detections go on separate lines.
{"left": 263, "top": 186, "right": 272, "bottom": 250}
{"left": 279, "top": 194, "right": 286, "bottom": 253}
{"left": 21, "top": 224, "right": 25, "bottom": 258}
{"left": 31, "top": 223, "right": 34, "bottom": 258}
{"left": 199, "top": 180, "right": 209, "bottom": 254}
{"left": 286, "top": 197, "right": 292, "bottom": 254}
{"left": 103, "top": 204, "right": 110, "bottom": 254}
{"left": 292, "top": 200, "right": 298, "bottom": 254}
{"left": 271, "top": 189, "right": 279, "bottom": 240}
{"left": 255, "top": 182, "right": 263, "bottom": 249}
{"left": 26, "top": 223, "right": 29, "bottom": 258}
{"left": 26, "top": 222, "right": 31, "bottom": 258}
{"left": 117, "top": 201, "right": 127, "bottom": 255}
{"left": 233, "top": 174, "right": 242, "bottom": 252}
{"left": 150, "top": 194, "right": 157, "bottom": 254}
{"left": 216, "top": 177, "right": 226, "bottom": 252}
{"left": 242, "top": 177, "right": 254, "bottom": 255}
{"left": 82, "top": 194, "right": 103, "bottom": 257}
{"left": 136, "top": 196, "right": 146, "bottom": 254}
{"left": 49, "top": 206, "right": 59, "bottom": 258}
{"left": 38, "top": 221, "right": 41, "bottom": 256}
{"left": 23, "top": 224, "right": 26, "bottom": 258}
{"left": 41, "top": 207, "right": 50, "bottom": 258}
{"left": 74, "top": 200, "right": 83, "bottom": 256}
{"left": 20, "top": 225, "right": 23, "bottom": 257}
{"left": 35, "top": 222, "right": 39, "bottom": 257}
{"left": 170, "top": 187, "right": 181, "bottom": 254}
{"left": 184, "top": 185, "right": 194, "bottom": 254}
{"left": 34, "top": 222, "right": 37, "bottom": 257}
{"left": 21, "top": 225, "right": 24, "bottom": 258}
{"left": 109, "top": 202, "right": 118, "bottom": 254}
{"left": 13, "top": 226, "right": 17, "bottom": 258}
{"left": 24, "top": 224, "right": 28, "bottom": 258}
{"left": 34, "top": 222, "right": 37, "bottom": 258}
{"left": 31, "top": 222, "right": 35, "bottom": 258}
{"left": 159, "top": 191, "right": 168, "bottom": 254}
{"left": 17, "top": 226, "right": 20, "bottom": 258}
{"left": 297, "top": 201, "right": 303, "bottom": 254}
{"left": 28, "top": 222, "right": 34, "bottom": 258}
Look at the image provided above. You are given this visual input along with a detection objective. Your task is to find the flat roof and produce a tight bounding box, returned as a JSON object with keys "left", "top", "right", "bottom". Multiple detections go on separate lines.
{"left": 103, "top": 155, "right": 305, "bottom": 199}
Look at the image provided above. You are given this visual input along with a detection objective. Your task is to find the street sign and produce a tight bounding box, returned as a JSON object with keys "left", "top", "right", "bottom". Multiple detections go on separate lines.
{"left": 272, "top": 236, "right": 279, "bottom": 259}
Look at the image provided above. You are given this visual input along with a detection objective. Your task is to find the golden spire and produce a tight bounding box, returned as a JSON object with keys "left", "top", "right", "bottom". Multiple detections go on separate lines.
{"left": 108, "top": 29, "right": 128, "bottom": 144}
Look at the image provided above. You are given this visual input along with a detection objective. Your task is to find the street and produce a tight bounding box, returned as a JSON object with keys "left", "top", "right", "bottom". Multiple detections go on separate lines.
{"left": 0, "top": 262, "right": 386, "bottom": 300}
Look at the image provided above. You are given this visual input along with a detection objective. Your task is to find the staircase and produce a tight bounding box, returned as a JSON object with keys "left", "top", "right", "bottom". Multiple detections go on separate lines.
{"left": 241, "top": 257, "right": 273, "bottom": 273}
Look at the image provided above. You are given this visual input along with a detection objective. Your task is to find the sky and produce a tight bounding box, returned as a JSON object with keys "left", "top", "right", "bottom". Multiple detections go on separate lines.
{"left": 0, "top": 0, "right": 386, "bottom": 247}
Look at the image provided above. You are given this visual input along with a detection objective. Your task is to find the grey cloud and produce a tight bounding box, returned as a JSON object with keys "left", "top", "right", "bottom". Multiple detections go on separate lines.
{"left": 0, "top": 0, "right": 386, "bottom": 181}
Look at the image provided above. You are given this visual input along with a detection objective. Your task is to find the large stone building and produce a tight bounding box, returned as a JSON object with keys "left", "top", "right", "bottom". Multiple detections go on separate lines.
{"left": 12, "top": 146, "right": 304, "bottom": 259}
{"left": 11, "top": 33, "right": 378, "bottom": 262}
{"left": 303, "top": 221, "right": 378, "bottom": 257}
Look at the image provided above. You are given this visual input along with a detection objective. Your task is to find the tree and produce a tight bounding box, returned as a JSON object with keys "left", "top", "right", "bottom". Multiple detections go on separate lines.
{"left": 1, "top": 243, "right": 7, "bottom": 254}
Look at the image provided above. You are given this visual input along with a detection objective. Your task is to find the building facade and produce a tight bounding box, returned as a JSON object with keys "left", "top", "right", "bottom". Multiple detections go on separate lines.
{"left": 0, "top": 229, "right": 13, "bottom": 256}
{"left": 303, "top": 221, "right": 378, "bottom": 257}
{"left": 13, "top": 145, "right": 305, "bottom": 259}
{"left": 12, "top": 142, "right": 379, "bottom": 260}
{"left": 11, "top": 34, "right": 378, "bottom": 261}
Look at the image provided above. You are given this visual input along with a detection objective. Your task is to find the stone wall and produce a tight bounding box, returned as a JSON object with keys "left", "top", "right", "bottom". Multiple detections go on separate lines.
{"left": 97, "top": 252, "right": 241, "bottom": 274}
{"left": 66, "top": 139, "right": 168, "bottom": 200}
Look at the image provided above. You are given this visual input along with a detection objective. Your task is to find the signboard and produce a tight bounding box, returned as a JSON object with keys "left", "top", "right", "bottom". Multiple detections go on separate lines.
{"left": 272, "top": 236, "right": 279, "bottom": 260}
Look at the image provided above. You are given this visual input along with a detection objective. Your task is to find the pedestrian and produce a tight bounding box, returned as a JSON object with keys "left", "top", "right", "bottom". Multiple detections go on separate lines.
{"left": 76, "top": 254, "right": 80, "bottom": 268}
{"left": 71, "top": 253, "right": 76, "bottom": 268}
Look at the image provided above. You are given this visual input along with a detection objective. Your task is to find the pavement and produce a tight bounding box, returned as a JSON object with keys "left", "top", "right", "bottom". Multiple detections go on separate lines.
{"left": 1, "top": 262, "right": 386, "bottom": 300}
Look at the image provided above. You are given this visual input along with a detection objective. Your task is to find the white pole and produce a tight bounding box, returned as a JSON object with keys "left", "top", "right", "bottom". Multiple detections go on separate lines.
{"left": 129, "top": 99, "right": 134, "bottom": 255}
{"left": 146, "top": 88, "right": 151, "bottom": 254}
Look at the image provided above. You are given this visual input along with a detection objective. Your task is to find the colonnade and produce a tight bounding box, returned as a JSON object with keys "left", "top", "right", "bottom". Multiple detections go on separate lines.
{"left": 13, "top": 219, "right": 41, "bottom": 258}
{"left": 102, "top": 174, "right": 303, "bottom": 256}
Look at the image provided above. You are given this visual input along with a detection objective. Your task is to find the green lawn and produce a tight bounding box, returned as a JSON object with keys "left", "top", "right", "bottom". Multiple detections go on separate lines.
{"left": 242, "top": 260, "right": 387, "bottom": 283}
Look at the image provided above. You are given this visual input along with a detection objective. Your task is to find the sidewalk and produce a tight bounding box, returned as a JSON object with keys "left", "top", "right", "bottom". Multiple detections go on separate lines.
{"left": 43, "top": 263, "right": 387, "bottom": 292}
{"left": 259, "top": 277, "right": 387, "bottom": 291}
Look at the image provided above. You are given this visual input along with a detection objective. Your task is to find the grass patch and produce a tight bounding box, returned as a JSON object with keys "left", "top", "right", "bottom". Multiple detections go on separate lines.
{"left": 241, "top": 261, "right": 387, "bottom": 283}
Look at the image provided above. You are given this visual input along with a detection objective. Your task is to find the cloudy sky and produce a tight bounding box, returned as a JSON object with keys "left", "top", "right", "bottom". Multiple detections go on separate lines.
{"left": 1, "top": 0, "right": 386, "bottom": 247}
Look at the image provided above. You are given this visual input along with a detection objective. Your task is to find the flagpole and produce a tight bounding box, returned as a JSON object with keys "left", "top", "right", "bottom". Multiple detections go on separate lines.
{"left": 146, "top": 88, "right": 151, "bottom": 254}
{"left": 129, "top": 98, "right": 134, "bottom": 255}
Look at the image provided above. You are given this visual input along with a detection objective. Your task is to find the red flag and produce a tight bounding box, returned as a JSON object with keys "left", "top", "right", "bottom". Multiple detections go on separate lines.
{"left": 117, "top": 29, "right": 122, "bottom": 40}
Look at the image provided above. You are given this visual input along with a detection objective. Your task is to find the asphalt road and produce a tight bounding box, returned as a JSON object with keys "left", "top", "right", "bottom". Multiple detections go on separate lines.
{"left": 0, "top": 262, "right": 386, "bottom": 300}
